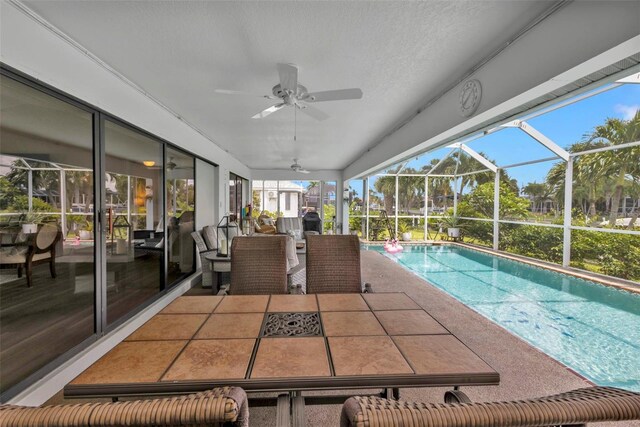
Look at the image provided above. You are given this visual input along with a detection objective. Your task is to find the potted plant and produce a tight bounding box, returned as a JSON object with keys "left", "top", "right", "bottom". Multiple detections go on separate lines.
{"left": 441, "top": 214, "right": 463, "bottom": 239}
{"left": 78, "top": 220, "right": 93, "bottom": 240}
{"left": 397, "top": 221, "right": 412, "bottom": 241}
{"left": 21, "top": 212, "right": 40, "bottom": 234}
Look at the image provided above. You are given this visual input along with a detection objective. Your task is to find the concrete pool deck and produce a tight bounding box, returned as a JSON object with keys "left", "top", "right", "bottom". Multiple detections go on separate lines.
{"left": 46, "top": 249, "right": 639, "bottom": 426}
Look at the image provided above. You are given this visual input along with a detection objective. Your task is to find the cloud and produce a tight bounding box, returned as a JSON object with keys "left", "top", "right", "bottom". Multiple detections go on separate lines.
{"left": 614, "top": 104, "right": 639, "bottom": 120}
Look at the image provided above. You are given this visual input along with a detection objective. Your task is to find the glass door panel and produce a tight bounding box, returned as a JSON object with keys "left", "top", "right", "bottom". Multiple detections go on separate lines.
{"left": 166, "top": 148, "right": 195, "bottom": 286}
{"left": 322, "top": 181, "right": 337, "bottom": 233}
{"left": 104, "top": 120, "right": 163, "bottom": 325}
{"left": 0, "top": 75, "right": 95, "bottom": 396}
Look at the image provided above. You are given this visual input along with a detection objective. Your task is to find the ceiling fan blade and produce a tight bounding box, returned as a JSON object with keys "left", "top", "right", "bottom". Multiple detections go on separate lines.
{"left": 297, "top": 102, "right": 329, "bottom": 121}
{"left": 277, "top": 63, "right": 298, "bottom": 93}
{"left": 215, "top": 89, "right": 276, "bottom": 99}
{"left": 304, "top": 88, "right": 363, "bottom": 102}
{"left": 298, "top": 169, "right": 310, "bottom": 174}
{"left": 252, "top": 103, "right": 286, "bottom": 119}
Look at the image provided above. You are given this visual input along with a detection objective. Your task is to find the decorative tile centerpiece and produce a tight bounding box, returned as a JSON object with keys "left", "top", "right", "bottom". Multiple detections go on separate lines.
{"left": 261, "top": 312, "right": 321, "bottom": 337}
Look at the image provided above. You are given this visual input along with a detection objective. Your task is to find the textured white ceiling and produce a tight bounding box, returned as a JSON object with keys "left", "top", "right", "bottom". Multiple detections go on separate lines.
{"left": 23, "top": 1, "right": 552, "bottom": 172}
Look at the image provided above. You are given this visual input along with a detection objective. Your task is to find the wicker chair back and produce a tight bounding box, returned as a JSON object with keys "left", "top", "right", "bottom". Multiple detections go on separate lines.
{"left": 230, "top": 236, "right": 288, "bottom": 295}
{"left": 306, "top": 235, "right": 362, "bottom": 294}
{"left": 0, "top": 387, "right": 248, "bottom": 427}
{"left": 340, "top": 386, "right": 640, "bottom": 427}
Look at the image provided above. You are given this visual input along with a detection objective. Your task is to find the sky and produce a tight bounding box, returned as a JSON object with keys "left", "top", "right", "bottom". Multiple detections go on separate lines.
{"left": 355, "top": 80, "right": 640, "bottom": 198}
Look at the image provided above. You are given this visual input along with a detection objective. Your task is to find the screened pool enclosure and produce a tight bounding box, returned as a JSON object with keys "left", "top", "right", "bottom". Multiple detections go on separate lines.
{"left": 349, "top": 73, "right": 640, "bottom": 282}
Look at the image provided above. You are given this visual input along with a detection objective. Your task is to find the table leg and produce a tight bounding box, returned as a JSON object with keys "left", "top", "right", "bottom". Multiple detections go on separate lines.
{"left": 276, "top": 393, "right": 291, "bottom": 427}
{"left": 444, "top": 387, "right": 470, "bottom": 404}
{"left": 292, "top": 391, "right": 305, "bottom": 427}
{"left": 211, "top": 270, "right": 219, "bottom": 295}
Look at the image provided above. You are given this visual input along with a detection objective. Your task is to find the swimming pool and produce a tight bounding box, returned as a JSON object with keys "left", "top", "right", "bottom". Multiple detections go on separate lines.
{"left": 365, "top": 244, "right": 640, "bottom": 391}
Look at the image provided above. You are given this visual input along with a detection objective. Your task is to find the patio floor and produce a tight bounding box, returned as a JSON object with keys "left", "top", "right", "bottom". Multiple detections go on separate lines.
{"left": 46, "top": 249, "right": 639, "bottom": 426}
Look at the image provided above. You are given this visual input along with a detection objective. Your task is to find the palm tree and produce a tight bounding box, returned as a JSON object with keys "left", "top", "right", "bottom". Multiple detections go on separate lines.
{"left": 397, "top": 167, "right": 424, "bottom": 214}
{"left": 426, "top": 157, "right": 455, "bottom": 211}
{"left": 373, "top": 175, "right": 396, "bottom": 214}
{"left": 545, "top": 140, "right": 612, "bottom": 220}
{"left": 589, "top": 110, "right": 640, "bottom": 224}
{"left": 522, "top": 182, "right": 548, "bottom": 213}
{"left": 66, "top": 170, "right": 94, "bottom": 213}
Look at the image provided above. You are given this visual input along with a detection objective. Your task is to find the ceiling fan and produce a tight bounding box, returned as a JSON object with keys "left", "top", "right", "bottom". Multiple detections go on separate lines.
{"left": 216, "top": 63, "right": 363, "bottom": 121}
{"left": 167, "top": 157, "right": 193, "bottom": 171}
{"left": 291, "top": 159, "right": 310, "bottom": 174}
{"left": 145, "top": 157, "right": 193, "bottom": 170}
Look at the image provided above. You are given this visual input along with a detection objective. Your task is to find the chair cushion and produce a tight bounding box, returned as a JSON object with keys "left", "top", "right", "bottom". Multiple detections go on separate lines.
{"left": 14, "top": 231, "right": 28, "bottom": 244}
{"left": 262, "top": 217, "right": 275, "bottom": 226}
{"left": 256, "top": 224, "right": 276, "bottom": 234}
{"left": 0, "top": 247, "right": 26, "bottom": 263}
{"left": 0, "top": 246, "right": 52, "bottom": 263}
{"left": 276, "top": 217, "right": 302, "bottom": 234}
{"left": 191, "top": 231, "right": 208, "bottom": 252}
{"left": 32, "top": 252, "right": 52, "bottom": 261}
{"left": 202, "top": 225, "right": 218, "bottom": 250}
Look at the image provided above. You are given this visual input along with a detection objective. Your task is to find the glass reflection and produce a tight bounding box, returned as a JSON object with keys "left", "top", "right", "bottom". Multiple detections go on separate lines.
{"left": 0, "top": 75, "right": 95, "bottom": 395}
{"left": 104, "top": 120, "right": 163, "bottom": 325}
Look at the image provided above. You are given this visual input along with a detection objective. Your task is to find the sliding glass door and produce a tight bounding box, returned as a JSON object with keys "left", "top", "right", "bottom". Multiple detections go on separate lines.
{"left": 0, "top": 68, "right": 208, "bottom": 401}
{"left": 104, "top": 120, "right": 164, "bottom": 326}
{"left": 166, "top": 147, "right": 195, "bottom": 286}
{"left": 0, "top": 74, "right": 96, "bottom": 398}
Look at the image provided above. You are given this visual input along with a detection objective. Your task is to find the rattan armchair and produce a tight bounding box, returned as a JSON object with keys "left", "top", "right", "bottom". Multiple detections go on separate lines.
{"left": 306, "top": 234, "right": 371, "bottom": 294}
{"left": 0, "top": 386, "right": 248, "bottom": 427}
{"left": 340, "top": 386, "right": 640, "bottom": 427}
{"left": 228, "top": 235, "right": 289, "bottom": 295}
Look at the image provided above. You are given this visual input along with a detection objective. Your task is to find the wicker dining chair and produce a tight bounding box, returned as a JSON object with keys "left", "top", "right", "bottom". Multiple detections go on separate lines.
{"left": 0, "top": 386, "right": 248, "bottom": 427}
{"left": 228, "top": 235, "right": 289, "bottom": 295}
{"left": 306, "top": 234, "right": 371, "bottom": 294}
{"left": 340, "top": 386, "right": 640, "bottom": 427}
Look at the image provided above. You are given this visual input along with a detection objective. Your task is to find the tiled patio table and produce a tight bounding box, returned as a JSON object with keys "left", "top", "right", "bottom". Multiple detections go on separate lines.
{"left": 65, "top": 293, "right": 498, "bottom": 401}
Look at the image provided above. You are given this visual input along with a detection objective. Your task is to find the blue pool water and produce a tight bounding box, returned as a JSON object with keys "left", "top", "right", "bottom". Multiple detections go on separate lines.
{"left": 366, "top": 244, "right": 640, "bottom": 391}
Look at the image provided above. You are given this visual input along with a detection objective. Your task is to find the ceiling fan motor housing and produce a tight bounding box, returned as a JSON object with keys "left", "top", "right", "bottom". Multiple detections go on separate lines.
{"left": 272, "top": 83, "right": 309, "bottom": 100}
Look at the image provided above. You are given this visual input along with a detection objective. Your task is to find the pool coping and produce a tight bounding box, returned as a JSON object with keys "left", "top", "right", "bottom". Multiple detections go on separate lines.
{"left": 361, "top": 240, "right": 640, "bottom": 295}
